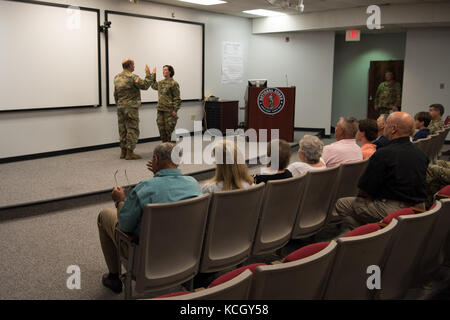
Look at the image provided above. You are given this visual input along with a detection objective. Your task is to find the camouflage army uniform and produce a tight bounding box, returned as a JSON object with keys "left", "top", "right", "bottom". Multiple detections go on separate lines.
{"left": 428, "top": 118, "right": 444, "bottom": 134}
{"left": 114, "top": 70, "right": 151, "bottom": 151}
{"left": 374, "top": 81, "right": 402, "bottom": 115}
{"left": 426, "top": 160, "right": 450, "bottom": 208}
{"left": 149, "top": 73, "right": 181, "bottom": 142}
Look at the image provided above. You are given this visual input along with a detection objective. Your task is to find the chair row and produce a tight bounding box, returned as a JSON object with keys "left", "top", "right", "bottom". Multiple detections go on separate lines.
{"left": 413, "top": 126, "right": 450, "bottom": 163}
{"left": 156, "top": 198, "right": 450, "bottom": 300}
{"left": 115, "top": 158, "right": 369, "bottom": 299}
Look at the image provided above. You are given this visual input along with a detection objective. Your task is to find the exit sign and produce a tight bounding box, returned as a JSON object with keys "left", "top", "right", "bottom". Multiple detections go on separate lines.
{"left": 346, "top": 30, "right": 360, "bottom": 41}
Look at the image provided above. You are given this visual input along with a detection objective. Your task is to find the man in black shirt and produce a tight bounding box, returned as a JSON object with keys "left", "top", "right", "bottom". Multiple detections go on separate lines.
{"left": 335, "top": 112, "right": 429, "bottom": 229}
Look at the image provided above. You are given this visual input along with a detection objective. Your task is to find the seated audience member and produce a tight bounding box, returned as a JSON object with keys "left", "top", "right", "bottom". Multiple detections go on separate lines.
{"left": 287, "top": 135, "right": 326, "bottom": 177}
{"left": 322, "top": 117, "right": 363, "bottom": 167}
{"left": 335, "top": 112, "right": 429, "bottom": 230}
{"left": 426, "top": 160, "right": 450, "bottom": 208}
{"left": 413, "top": 111, "right": 431, "bottom": 141}
{"left": 97, "top": 143, "right": 202, "bottom": 293}
{"left": 356, "top": 119, "right": 378, "bottom": 159}
{"left": 201, "top": 140, "right": 254, "bottom": 193}
{"left": 254, "top": 139, "right": 293, "bottom": 184}
{"left": 428, "top": 103, "right": 445, "bottom": 134}
{"left": 373, "top": 113, "right": 390, "bottom": 149}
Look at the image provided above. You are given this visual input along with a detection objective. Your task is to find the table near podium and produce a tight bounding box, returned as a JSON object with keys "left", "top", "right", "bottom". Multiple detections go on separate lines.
{"left": 245, "top": 86, "right": 296, "bottom": 142}
{"left": 204, "top": 100, "right": 239, "bottom": 134}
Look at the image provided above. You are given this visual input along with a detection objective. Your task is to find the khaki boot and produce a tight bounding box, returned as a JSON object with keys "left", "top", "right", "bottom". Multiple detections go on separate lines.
{"left": 126, "top": 150, "right": 142, "bottom": 160}
{"left": 120, "top": 149, "right": 127, "bottom": 159}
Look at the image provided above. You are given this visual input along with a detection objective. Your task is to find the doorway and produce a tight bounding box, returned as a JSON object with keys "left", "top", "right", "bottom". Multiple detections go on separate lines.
{"left": 367, "top": 60, "right": 404, "bottom": 119}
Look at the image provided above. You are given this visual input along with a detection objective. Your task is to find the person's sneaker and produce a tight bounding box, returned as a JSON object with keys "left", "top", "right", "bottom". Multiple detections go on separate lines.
{"left": 102, "top": 273, "right": 123, "bottom": 293}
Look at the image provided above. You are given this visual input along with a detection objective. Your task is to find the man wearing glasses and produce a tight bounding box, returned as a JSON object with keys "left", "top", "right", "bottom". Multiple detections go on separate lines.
{"left": 97, "top": 143, "right": 202, "bottom": 293}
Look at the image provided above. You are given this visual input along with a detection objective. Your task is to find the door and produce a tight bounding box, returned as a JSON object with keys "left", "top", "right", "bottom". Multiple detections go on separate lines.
{"left": 367, "top": 60, "right": 404, "bottom": 119}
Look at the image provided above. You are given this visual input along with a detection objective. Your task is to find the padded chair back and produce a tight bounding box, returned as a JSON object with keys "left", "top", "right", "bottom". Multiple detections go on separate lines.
{"left": 291, "top": 166, "right": 340, "bottom": 239}
{"left": 200, "top": 183, "right": 265, "bottom": 273}
{"left": 323, "top": 220, "right": 398, "bottom": 300}
{"left": 415, "top": 135, "right": 432, "bottom": 157}
{"left": 329, "top": 159, "right": 369, "bottom": 216}
{"left": 377, "top": 202, "right": 441, "bottom": 300}
{"left": 154, "top": 269, "right": 253, "bottom": 300}
{"left": 428, "top": 133, "right": 442, "bottom": 162}
{"left": 133, "top": 194, "right": 211, "bottom": 294}
{"left": 249, "top": 241, "right": 337, "bottom": 300}
{"left": 418, "top": 200, "right": 450, "bottom": 278}
{"left": 252, "top": 173, "right": 308, "bottom": 256}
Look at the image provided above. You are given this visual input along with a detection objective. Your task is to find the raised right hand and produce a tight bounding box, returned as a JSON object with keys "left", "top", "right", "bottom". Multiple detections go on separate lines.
{"left": 152, "top": 67, "right": 156, "bottom": 74}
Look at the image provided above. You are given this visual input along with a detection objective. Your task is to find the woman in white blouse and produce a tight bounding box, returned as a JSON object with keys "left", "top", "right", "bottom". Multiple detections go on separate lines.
{"left": 201, "top": 140, "right": 254, "bottom": 193}
{"left": 287, "top": 135, "right": 326, "bottom": 177}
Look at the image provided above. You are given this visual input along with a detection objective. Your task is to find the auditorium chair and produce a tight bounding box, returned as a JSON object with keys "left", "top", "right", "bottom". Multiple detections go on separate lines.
{"left": 327, "top": 159, "right": 369, "bottom": 221}
{"left": 199, "top": 183, "right": 265, "bottom": 273}
{"left": 417, "top": 199, "right": 450, "bottom": 283}
{"left": 291, "top": 166, "right": 340, "bottom": 239}
{"left": 152, "top": 269, "right": 253, "bottom": 300}
{"left": 249, "top": 241, "right": 337, "bottom": 300}
{"left": 115, "top": 194, "right": 211, "bottom": 299}
{"left": 428, "top": 132, "right": 442, "bottom": 163}
{"left": 415, "top": 135, "right": 432, "bottom": 158}
{"left": 252, "top": 173, "right": 308, "bottom": 257}
{"left": 323, "top": 221, "right": 398, "bottom": 300}
{"left": 376, "top": 202, "right": 441, "bottom": 300}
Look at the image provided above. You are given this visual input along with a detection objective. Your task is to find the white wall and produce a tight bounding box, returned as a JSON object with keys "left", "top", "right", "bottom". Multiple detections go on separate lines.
{"left": 0, "top": 0, "right": 251, "bottom": 158}
{"left": 402, "top": 28, "right": 450, "bottom": 120}
{"left": 248, "top": 31, "right": 335, "bottom": 134}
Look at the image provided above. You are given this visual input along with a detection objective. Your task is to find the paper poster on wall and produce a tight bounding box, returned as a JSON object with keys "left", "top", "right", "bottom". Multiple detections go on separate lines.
{"left": 222, "top": 41, "right": 243, "bottom": 84}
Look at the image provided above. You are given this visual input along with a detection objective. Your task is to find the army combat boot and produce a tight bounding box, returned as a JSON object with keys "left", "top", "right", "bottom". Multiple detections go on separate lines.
{"left": 126, "top": 149, "right": 142, "bottom": 160}
{"left": 120, "top": 149, "right": 127, "bottom": 159}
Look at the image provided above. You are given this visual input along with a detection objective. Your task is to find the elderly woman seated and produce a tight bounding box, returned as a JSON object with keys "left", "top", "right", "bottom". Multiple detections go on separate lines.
{"left": 287, "top": 135, "right": 326, "bottom": 177}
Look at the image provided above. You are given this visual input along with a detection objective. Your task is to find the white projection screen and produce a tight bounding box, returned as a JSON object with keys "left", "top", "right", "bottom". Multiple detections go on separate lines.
{"left": 106, "top": 11, "right": 204, "bottom": 105}
{"left": 0, "top": 0, "right": 101, "bottom": 111}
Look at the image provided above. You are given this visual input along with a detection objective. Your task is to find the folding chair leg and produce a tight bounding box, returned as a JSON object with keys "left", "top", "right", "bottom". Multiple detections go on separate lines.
{"left": 124, "top": 272, "right": 133, "bottom": 300}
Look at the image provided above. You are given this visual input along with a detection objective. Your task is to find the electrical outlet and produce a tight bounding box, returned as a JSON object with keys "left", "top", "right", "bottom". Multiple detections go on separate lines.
{"left": 191, "top": 115, "right": 196, "bottom": 120}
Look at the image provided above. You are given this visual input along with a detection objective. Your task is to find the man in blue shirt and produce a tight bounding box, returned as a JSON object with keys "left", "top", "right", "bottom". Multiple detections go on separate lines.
{"left": 413, "top": 111, "right": 431, "bottom": 141}
{"left": 97, "top": 142, "right": 202, "bottom": 293}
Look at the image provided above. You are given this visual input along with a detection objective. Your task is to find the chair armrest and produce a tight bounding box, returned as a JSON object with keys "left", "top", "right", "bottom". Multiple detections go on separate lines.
{"left": 194, "top": 287, "right": 206, "bottom": 292}
{"left": 115, "top": 225, "right": 138, "bottom": 245}
{"left": 411, "top": 207, "right": 426, "bottom": 213}
{"left": 270, "top": 260, "right": 283, "bottom": 265}
{"left": 436, "top": 193, "right": 450, "bottom": 200}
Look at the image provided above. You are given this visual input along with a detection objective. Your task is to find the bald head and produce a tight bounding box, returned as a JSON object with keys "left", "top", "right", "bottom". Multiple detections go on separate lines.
{"left": 122, "top": 58, "right": 134, "bottom": 71}
{"left": 384, "top": 112, "right": 415, "bottom": 140}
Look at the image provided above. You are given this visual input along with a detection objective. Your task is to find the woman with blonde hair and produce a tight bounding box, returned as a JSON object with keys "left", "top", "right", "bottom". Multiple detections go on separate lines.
{"left": 201, "top": 140, "right": 254, "bottom": 193}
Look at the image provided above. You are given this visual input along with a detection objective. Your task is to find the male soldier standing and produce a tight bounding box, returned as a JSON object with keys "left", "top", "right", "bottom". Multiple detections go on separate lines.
{"left": 374, "top": 70, "right": 402, "bottom": 116}
{"left": 114, "top": 58, "right": 151, "bottom": 160}
{"left": 147, "top": 65, "right": 181, "bottom": 142}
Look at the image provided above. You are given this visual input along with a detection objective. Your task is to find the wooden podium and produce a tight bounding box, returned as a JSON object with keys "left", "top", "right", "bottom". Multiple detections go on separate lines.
{"left": 245, "top": 86, "right": 296, "bottom": 142}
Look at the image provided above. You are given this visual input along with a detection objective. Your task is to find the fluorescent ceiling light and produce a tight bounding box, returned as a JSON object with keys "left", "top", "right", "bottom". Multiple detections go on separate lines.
{"left": 178, "top": 0, "right": 227, "bottom": 5}
{"left": 243, "top": 9, "right": 287, "bottom": 17}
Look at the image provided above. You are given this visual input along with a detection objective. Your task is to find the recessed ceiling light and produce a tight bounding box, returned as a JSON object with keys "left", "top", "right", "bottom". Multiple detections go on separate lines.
{"left": 242, "top": 9, "right": 287, "bottom": 17}
{"left": 178, "top": 0, "right": 227, "bottom": 5}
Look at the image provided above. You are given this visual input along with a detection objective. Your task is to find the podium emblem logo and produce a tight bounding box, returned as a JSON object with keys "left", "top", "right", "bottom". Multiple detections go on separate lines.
{"left": 257, "top": 88, "right": 285, "bottom": 115}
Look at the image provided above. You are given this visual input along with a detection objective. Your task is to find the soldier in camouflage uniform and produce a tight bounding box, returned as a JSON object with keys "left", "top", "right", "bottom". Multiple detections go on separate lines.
{"left": 426, "top": 160, "right": 450, "bottom": 208}
{"left": 374, "top": 71, "right": 402, "bottom": 116}
{"left": 428, "top": 103, "right": 445, "bottom": 134}
{"left": 148, "top": 65, "right": 181, "bottom": 143}
{"left": 114, "top": 58, "right": 151, "bottom": 160}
